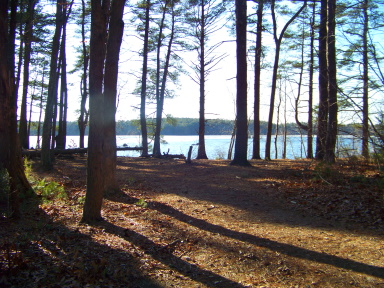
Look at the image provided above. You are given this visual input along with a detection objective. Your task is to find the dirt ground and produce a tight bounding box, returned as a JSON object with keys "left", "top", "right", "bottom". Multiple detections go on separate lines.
{"left": 1, "top": 156, "right": 384, "bottom": 287}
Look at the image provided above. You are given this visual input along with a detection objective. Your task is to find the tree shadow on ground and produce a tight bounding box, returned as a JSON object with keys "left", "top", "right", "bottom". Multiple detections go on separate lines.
{"left": 107, "top": 191, "right": 384, "bottom": 280}
{"left": 116, "top": 157, "right": 384, "bottom": 236}
{"left": 100, "top": 221, "right": 247, "bottom": 288}
{"left": 0, "top": 203, "right": 162, "bottom": 287}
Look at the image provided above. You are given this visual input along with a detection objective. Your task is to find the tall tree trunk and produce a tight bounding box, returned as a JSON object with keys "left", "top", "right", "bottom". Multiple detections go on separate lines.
{"left": 41, "top": 0, "right": 63, "bottom": 169}
{"left": 252, "top": 0, "right": 263, "bottom": 160}
{"left": 78, "top": 0, "right": 89, "bottom": 149}
{"left": 324, "top": 0, "right": 337, "bottom": 163}
{"left": 153, "top": 0, "right": 169, "bottom": 158}
{"left": 55, "top": 0, "right": 72, "bottom": 150}
{"left": 82, "top": 0, "right": 109, "bottom": 223}
{"left": 275, "top": 84, "right": 281, "bottom": 159}
{"left": 103, "top": 0, "right": 126, "bottom": 192}
{"left": 307, "top": 1, "right": 315, "bottom": 159}
{"left": 197, "top": 0, "right": 208, "bottom": 159}
{"left": 361, "top": 0, "right": 369, "bottom": 159}
{"left": 82, "top": 0, "right": 125, "bottom": 223}
{"left": 0, "top": 0, "right": 33, "bottom": 219}
{"left": 316, "top": 0, "right": 328, "bottom": 160}
{"left": 36, "top": 63, "right": 47, "bottom": 149}
{"left": 19, "top": 0, "right": 36, "bottom": 149}
{"left": 56, "top": 18, "right": 68, "bottom": 149}
{"left": 140, "top": 0, "right": 150, "bottom": 157}
{"left": 230, "top": 0, "right": 250, "bottom": 166}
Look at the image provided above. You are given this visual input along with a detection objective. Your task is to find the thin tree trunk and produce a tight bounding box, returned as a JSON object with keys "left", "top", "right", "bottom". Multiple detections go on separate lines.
{"left": 316, "top": 0, "right": 328, "bottom": 160}
{"left": 362, "top": 0, "right": 369, "bottom": 159}
{"left": 227, "top": 120, "right": 236, "bottom": 160}
{"left": 56, "top": 19, "right": 68, "bottom": 149}
{"left": 324, "top": 0, "right": 337, "bottom": 163}
{"left": 19, "top": 0, "right": 36, "bottom": 149}
{"left": 265, "top": 0, "right": 306, "bottom": 160}
{"left": 252, "top": 0, "right": 263, "bottom": 160}
{"left": 197, "top": 0, "right": 208, "bottom": 159}
{"left": 103, "top": 0, "right": 126, "bottom": 192}
{"left": 36, "top": 63, "right": 46, "bottom": 149}
{"left": 140, "top": 0, "right": 150, "bottom": 157}
{"left": 41, "top": 0, "right": 63, "bottom": 169}
{"left": 275, "top": 80, "right": 281, "bottom": 159}
{"left": 78, "top": 0, "right": 89, "bottom": 149}
{"left": 307, "top": 1, "right": 315, "bottom": 159}
{"left": 153, "top": 0, "right": 169, "bottom": 158}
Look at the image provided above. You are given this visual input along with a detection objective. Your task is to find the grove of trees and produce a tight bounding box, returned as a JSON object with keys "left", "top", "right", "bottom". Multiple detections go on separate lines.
{"left": 1, "top": 0, "right": 384, "bottom": 219}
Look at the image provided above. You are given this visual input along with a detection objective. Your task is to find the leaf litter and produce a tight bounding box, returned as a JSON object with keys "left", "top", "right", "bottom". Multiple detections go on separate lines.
{"left": 1, "top": 156, "right": 383, "bottom": 287}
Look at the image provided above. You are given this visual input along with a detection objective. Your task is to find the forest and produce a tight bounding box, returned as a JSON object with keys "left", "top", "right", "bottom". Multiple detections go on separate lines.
{"left": 1, "top": 0, "right": 384, "bottom": 287}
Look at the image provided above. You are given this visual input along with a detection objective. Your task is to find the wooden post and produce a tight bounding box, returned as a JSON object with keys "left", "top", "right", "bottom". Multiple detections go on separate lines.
{"left": 186, "top": 145, "right": 193, "bottom": 164}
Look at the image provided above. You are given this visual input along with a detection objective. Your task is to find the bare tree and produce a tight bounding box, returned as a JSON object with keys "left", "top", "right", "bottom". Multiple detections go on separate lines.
{"left": 265, "top": 0, "right": 307, "bottom": 160}
{"left": 185, "top": 0, "right": 227, "bottom": 159}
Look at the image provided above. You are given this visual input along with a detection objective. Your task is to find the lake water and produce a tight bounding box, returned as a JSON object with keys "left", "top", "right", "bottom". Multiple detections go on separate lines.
{"left": 29, "top": 135, "right": 362, "bottom": 160}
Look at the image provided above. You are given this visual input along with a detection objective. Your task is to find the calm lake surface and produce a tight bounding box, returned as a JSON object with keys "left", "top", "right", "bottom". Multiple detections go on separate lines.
{"left": 29, "top": 135, "right": 362, "bottom": 160}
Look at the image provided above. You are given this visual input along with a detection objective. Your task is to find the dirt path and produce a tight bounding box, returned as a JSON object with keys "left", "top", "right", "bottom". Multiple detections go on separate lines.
{"left": 1, "top": 156, "right": 383, "bottom": 287}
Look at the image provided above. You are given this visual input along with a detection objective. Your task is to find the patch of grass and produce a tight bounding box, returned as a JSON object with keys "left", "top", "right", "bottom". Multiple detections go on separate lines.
{"left": 33, "top": 178, "right": 67, "bottom": 203}
{"left": 76, "top": 195, "right": 86, "bottom": 205}
{"left": 0, "top": 167, "right": 10, "bottom": 203}
{"left": 0, "top": 167, "right": 10, "bottom": 217}
{"left": 135, "top": 198, "right": 148, "bottom": 208}
{"left": 24, "top": 158, "right": 34, "bottom": 182}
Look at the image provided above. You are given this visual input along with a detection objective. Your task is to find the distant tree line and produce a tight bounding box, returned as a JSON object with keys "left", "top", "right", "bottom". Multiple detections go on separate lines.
{"left": 27, "top": 118, "right": 360, "bottom": 136}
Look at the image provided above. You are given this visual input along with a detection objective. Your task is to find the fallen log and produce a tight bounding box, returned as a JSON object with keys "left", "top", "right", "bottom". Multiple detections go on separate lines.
{"left": 22, "top": 147, "right": 143, "bottom": 158}
{"left": 144, "top": 154, "right": 186, "bottom": 159}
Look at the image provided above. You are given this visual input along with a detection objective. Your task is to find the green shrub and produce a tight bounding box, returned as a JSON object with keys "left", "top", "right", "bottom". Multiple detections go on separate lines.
{"left": 0, "top": 167, "right": 10, "bottom": 203}
{"left": 0, "top": 167, "right": 10, "bottom": 217}
{"left": 135, "top": 198, "right": 148, "bottom": 208}
{"left": 34, "top": 179, "right": 67, "bottom": 203}
{"left": 312, "top": 162, "right": 341, "bottom": 184}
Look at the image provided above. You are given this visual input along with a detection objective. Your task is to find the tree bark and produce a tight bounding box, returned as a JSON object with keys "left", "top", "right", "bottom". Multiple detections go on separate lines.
{"left": 230, "top": 0, "right": 250, "bottom": 166}
{"left": 361, "top": 0, "right": 369, "bottom": 159}
{"left": 197, "top": 0, "right": 208, "bottom": 160}
{"left": 78, "top": 0, "right": 89, "bottom": 149}
{"left": 307, "top": 1, "right": 315, "bottom": 159}
{"left": 19, "top": 0, "right": 36, "bottom": 149}
{"left": 153, "top": 0, "right": 169, "bottom": 158}
{"left": 324, "top": 0, "right": 337, "bottom": 163}
{"left": 140, "top": 0, "right": 150, "bottom": 157}
{"left": 103, "top": 0, "right": 126, "bottom": 192}
{"left": 82, "top": 0, "right": 126, "bottom": 223}
{"left": 316, "top": 0, "right": 328, "bottom": 160}
{"left": 82, "top": 0, "right": 109, "bottom": 223}
{"left": 56, "top": 8, "right": 70, "bottom": 149}
{"left": 41, "top": 0, "right": 64, "bottom": 169}
{"left": 252, "top": 0, "right": 263, "bottom": 160}
{"left": 0, "top": 0, "right": 33, "bottom": 219}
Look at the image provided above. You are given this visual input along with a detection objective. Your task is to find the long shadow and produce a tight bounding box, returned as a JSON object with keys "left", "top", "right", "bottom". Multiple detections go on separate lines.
{"left": 100, "top": 221, "right": 246, "bottom": 288}
{"left": 0, "top": 205, "right": 162, "bottom": 288}
{"left": 116, "top": 158, "right": 384, "bottom": 236}
{"left": 113, "top": 193, "right": 384, "bottom": 280}
{"left": 1, "top": 201, "right": 249, "bottom": 287}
